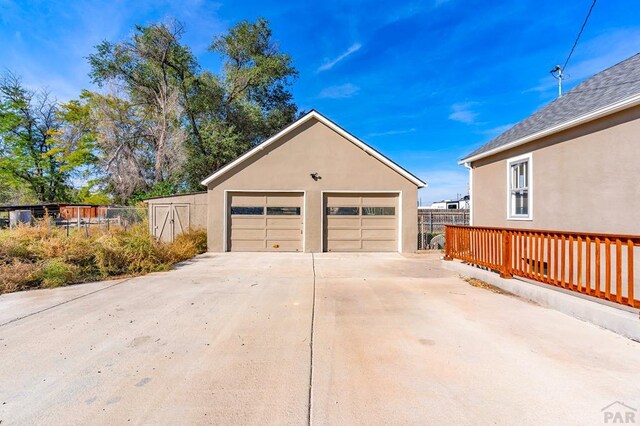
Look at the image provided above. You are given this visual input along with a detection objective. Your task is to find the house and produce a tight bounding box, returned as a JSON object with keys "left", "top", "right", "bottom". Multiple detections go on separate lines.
{"left": 446, "top": 53, "right": 640, "bottom": 319}
{"left": 146, "top": 110, "right": 426, "bottom": 252}
{"left": 427, "top": 195, "right": 470, "bottom": 210}
{"left": 461, "top": 53, "right": 640, "bottom": 235}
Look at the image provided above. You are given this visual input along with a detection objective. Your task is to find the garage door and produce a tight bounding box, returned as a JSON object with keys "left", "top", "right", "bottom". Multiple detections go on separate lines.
{"left": 324, "top": 193, "right": 398, "bottom": 252}
{"left": 228, "top": 192, "right": 303, "bottom": 252}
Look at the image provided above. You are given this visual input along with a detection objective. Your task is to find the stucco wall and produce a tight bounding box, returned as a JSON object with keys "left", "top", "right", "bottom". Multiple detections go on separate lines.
{"left": 472, "top": 105, "right": 640, "bottom": 235}
{"left": 145, "top": 192, "right": 208, "bottom": 232}
{"left": 205, "top": 118, "right": 419, "bottom": 252}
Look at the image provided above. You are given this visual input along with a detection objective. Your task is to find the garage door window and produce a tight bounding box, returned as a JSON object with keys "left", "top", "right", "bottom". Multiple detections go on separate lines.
{"left": 231, "top": 206, "right": 264, "bottom": 215}
{"left": 362, "top": 207, "right": 395, "bottom": 216}
{"left": 326, "top": 207, "right": 359, "bottom": 215}
{"left": 266, "top": 207, "right": 301, "bottom": 215}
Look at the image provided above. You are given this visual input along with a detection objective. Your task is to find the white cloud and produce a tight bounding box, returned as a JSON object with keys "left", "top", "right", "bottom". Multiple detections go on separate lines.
{"left": 317, "top": 43, "right": 362, "bottom": 72}
{"left": 318, "top": 83, "right": 360, "bottom": 99}
{"left": 366, "top": 128, "right": 416, "bottom": 138}
{"left": 448, "top": 101, "right": 480, "bottom": 124}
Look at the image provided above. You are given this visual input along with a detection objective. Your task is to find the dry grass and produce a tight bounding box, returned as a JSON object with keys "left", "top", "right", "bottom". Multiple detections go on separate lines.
{"left": 462, "top": 276, "right": 512, "bottom": 295}
{"left": 0, "top": 222, "right": 207, "bottom": 294}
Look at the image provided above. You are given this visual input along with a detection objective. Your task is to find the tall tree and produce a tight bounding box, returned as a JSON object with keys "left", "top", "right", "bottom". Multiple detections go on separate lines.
{"left": 85, "top": 18, "right": 300, "bottom": 195}
{"left": 182, "top": 18, "right": 299, "bottom": 188}
{"left": 88, "top": 21, "right": 191, "bottom": 187}
{"left": 0, "top": 73, "right": 93, "bottom": 202}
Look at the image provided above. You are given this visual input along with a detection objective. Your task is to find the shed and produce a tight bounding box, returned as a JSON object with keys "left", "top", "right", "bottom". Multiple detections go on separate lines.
{"left": 144, "top": 192, "right": 208, "bottom": 242}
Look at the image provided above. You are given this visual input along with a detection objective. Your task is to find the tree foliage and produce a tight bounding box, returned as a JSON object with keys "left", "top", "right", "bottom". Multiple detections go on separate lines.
{"left": 183, "top": 18, "right": 299, "bottom": 188}
{"left": 0, "top": 73, "right": 95, "bottom": 202}
{"left": 87, "top": 18, "right": 299, "bottom": 192}
{"left": 0, "top": 18, "right": 299, "bottom": 205}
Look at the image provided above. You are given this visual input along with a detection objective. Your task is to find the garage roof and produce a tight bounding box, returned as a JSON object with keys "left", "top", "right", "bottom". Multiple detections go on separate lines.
{"left": 200, "top": 110, "right": 426, "bottom": 188}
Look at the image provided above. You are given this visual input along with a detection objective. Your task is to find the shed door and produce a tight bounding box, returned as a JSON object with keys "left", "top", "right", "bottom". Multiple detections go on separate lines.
{"left": 324, "top": 193, "right": 398, "bottom": 252}
{"left": 152, "top": 204, "right": 190, "bottom": 243}
{"left": 228, "top": 192, "right": 303, "bottom": 252}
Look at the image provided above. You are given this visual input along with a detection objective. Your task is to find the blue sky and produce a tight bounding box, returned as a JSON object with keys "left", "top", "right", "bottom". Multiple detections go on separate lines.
{"left": 2, "top": 0, "right": 640, "bottom": 204}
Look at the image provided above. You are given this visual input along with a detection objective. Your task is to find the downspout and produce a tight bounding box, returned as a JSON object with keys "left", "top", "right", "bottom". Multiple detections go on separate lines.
{"left": 463, "top": 162, "right": 473, "bottom": 226}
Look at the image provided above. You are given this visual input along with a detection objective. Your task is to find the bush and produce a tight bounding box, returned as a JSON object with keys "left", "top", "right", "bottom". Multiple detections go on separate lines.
{"left": 40, "top": 259, "right": 79, "bottom": 288}
{"left": 0, "top": 260, "right": 42, "bottom": 293}
{"left": 0, "top": 223, "right": 207, "bottom": 294}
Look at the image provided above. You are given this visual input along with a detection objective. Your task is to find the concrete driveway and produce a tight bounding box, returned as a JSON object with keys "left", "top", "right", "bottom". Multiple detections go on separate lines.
{"left": 0, "top": 253, "right": 638, "bottom": 425}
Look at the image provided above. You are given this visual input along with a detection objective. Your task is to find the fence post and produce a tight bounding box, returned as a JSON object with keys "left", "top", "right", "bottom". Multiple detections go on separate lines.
{"left": 443, "top": 226, "right": 453, "bottom": 260}
{"left": 500, "top": 229, "right": 513, "bottom": 278}
{"left": 429, "top": 210, "right": 433, "bottom": 234}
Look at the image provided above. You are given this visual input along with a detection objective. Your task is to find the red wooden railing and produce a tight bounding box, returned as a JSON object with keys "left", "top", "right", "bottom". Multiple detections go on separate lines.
{"left": 444, "top": 225, "right": 640, "bottom": 308}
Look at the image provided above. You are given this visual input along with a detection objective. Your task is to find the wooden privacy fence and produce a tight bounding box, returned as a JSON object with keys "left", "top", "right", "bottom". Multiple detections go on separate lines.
{"left": 418, "top": 209, "right": 469, "bottom": 249}
{"left": 444, "top": 225, "right": 640, "bottom": 308}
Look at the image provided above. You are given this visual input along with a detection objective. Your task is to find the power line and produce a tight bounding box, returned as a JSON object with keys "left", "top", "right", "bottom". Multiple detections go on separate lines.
{"left": 562, "top": 0, "right": 598, "bottom": 71}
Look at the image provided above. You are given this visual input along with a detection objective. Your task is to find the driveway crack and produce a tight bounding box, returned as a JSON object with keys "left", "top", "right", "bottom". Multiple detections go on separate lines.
{"left": 0, "top": 278, "right": 131, "bottom": 328}
{"left": 308, "top": 253, "right": 317, "bottom": 426}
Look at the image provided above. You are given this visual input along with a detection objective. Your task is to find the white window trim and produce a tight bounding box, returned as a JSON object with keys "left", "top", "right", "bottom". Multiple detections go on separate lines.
{"left": 506, "top": 153, "right": 533, "bottom": 221}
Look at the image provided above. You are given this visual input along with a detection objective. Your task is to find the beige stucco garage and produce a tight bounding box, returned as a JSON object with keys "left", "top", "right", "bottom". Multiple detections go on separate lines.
{"left": 200, "top": 111, "right": 426, "bottom": 253}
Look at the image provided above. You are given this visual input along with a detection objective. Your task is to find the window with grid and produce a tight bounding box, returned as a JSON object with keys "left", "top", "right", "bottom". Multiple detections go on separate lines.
{"left": 508, "top": 157, "right": 531, "bottom": 219}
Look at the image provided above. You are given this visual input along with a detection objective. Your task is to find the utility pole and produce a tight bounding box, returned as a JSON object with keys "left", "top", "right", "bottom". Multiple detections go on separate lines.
{"left": 550, "top": 65, "right": 563, "bottom": 97}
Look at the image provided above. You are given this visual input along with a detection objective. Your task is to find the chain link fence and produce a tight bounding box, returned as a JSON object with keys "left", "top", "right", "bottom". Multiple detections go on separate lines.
{"left": 56, "top": 206, "right": 147, "bottom": 234}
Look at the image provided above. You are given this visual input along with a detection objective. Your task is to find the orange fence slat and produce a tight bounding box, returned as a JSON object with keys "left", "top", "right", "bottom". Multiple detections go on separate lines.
{"left": 444, "top": 225, "right": 639, "bottom": 309}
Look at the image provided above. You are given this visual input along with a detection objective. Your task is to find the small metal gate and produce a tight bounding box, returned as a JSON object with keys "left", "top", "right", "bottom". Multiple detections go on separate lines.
{"left": 152, "top": 203, "right": 190, "bottom": 243}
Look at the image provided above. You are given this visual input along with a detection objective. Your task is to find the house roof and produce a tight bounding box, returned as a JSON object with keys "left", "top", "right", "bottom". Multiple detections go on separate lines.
{"left": 461, "top": 52, "right": 640, "bottom": 163}
{"left": 200, "top": 110, "right": 427, "bottom": 188}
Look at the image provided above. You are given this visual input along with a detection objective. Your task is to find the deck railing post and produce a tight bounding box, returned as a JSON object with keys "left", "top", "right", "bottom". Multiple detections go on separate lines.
{"left": 500, "top": 229, "right": 513, "bottom": 278}
{"left": 443, "top": 226, "right": 453, "bottom": 260}
{"left": 439, "top": 224, "right": 638, "bottom": 307}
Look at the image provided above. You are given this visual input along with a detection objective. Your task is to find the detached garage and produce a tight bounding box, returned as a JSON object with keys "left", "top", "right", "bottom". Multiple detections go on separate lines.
{"left": 201, "top": 110, "right": 426, "bottom": 253}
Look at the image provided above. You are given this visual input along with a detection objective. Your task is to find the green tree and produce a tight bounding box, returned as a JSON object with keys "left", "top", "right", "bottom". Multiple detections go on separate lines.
{"left": 183, "top": 18, "right": 299, "bottom": 188}
{"left": 88, "top": 21, "right": 192, "bottom": 186}
{"left": 0, "top": 73, "right": 94, "bottom": 202}
{"left": 87, "top": 19, "right": 299, "bottom": 192}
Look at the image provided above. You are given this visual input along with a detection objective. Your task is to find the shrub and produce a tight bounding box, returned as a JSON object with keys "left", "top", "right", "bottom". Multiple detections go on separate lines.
{"left": 40, "top": 259, "right": 79, "bottom": 288}
{"left": 0, "top": 223, "right": 207, "bottom": 294}
{"left": 0, "top": 260, "right": 42, "bottom": 293}
{"left": 161, "top": 229, "right": 208, "bottom": 264}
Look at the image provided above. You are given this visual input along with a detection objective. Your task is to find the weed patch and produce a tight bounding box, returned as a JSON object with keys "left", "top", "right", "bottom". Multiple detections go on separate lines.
{"left": 0, "top": 223, "right": 207, "bottom": 294}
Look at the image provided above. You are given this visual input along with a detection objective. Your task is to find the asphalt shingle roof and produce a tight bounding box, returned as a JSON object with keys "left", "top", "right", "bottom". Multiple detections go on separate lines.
{"left": 464, "top": 52, "right": 640, "bottom": 160}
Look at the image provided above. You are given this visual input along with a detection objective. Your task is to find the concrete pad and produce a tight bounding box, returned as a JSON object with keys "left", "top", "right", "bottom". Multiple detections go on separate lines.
{"left": 442, "top": 259, "right": 640, "bottom": 341}
{"left": 0, "top": 253, "right": 313, "bottom": 425}
{"left": 1, "top": 251, "right": 639, "bottom": 425}
{"left": 310, "top": 252, "right": 640, "bottom": 425}
{"left": 0, "top": 278, "right": 127, "bottom": 326}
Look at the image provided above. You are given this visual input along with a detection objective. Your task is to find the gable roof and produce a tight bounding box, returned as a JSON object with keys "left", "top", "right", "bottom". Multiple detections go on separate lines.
{"left": 200, "top": 110, "right": 426, "bottom": 187}
{"left": 461, "top": 52, "right": 640, "bottom": 163}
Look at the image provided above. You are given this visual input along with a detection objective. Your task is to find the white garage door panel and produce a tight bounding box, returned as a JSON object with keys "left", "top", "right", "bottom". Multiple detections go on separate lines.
{"left": 362, "top": 228, "right": 396, "bottom": 239}
{"left": 266, "top": 228, "right": 300, "bottom": 239}
{"left": 324, "top": 193, "right": 398, "bottom": 252}
{"left": 266, "top": 217, "right": 300, "bottom": 228}
{"left": 266, "top": 196, "right": 300, "bottom": 206}
{"left": 232, "top": 229, "right": 265, "bottom": 239}
{"left": 229, "top": 192, "right": 303, "bottom": 252}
